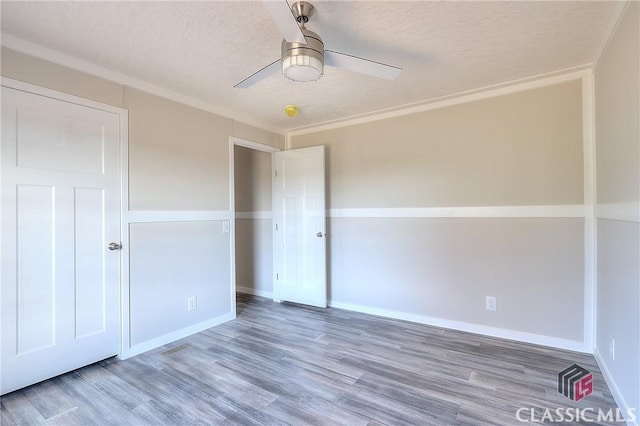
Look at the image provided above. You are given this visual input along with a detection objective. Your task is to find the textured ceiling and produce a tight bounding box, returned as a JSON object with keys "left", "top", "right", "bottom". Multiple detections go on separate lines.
{"left": 0, "top": 1, "right": 619, "bottom": 133}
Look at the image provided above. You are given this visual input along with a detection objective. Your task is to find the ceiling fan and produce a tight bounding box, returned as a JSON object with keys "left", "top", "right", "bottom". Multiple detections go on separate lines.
{"left": 234, "top": 0, "right": 403, "bottom": 88}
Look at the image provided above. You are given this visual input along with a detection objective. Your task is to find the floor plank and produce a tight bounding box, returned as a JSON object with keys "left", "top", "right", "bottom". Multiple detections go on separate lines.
{"left": 0, "top": 294, "right": 620, "bottom": 425}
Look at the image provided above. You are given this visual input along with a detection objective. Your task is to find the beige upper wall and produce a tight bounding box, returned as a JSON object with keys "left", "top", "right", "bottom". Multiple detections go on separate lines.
{"left": 125, "top": 88, "right": 231, "bottom": 211}
{"left": 291, "top": 80, "right": 584, "bottom": 209}
{"left": 234, "top": 145, "right": 272, "bottom": 212}
{"left": 1, "top": 47, "right": 123, "bottom": 107}
{"left": 1, "top": 48, "right": 284, "bottom": 211}
{"left": 595, "top": 2, "right": 640, "bottom": 205}
{"left": 232, "top": 121, "right": 284, "bottom": 150}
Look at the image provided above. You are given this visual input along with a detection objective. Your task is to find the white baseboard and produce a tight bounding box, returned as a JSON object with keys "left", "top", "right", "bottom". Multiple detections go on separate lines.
{"left": 328, "top": 300, "right": 590, "bottom": 353}
{"left": 237, "top": 285, "right": 273, "bottom": 299}
{"left": 594, "top": 347, "right": 639, "bottom": 426}
{"left": 119, "top": 312, "right": 235, "bottom": 359}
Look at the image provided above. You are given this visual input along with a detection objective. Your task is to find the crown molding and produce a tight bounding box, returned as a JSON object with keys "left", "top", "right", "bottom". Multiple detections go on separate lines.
{"left": 1, "top": 32, "right": 597, "bottom": 139}
{"left": 1, "top": 34, "right": 283, "bottom": 135}
{"left": 593, "top": 0, "right": 631, "bottom": 70}
{"left": 285, "top": 66, "right": 592, "bottom": 136}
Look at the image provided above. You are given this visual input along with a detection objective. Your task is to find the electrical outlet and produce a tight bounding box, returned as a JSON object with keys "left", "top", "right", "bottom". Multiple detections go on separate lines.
{"left": 486, "top": 296, "right": 497, "bottom": 311}
{"left": 609, "top": 338, "right": 615, "bottom": 360}
{"left": 187, "top": 296, "right": 197, "bottom": 311}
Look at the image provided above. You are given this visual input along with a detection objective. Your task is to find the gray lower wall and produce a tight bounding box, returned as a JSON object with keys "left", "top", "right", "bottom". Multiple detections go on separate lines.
{"left": 328, "top": 217, "right": 585, "bottom": 341}
{"left": 235, "top": 218, "right": 273, "bottom": 297}
{"left": 129, "top": 221, "right": 231, "bottom": 346}
{"left": 596, "top": 219, "right": 640, "bottom": 411}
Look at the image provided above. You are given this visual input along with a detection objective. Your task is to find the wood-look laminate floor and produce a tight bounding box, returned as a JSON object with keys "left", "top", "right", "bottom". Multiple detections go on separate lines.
{"left": 1, "top": 294, "right": 620, "bottom": 425}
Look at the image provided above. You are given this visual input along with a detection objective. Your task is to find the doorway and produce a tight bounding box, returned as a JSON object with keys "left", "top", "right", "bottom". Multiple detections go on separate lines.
{"left": 230, "top": 138, "right": 279, "bottom": 307}
{"left": 229, "top": 139, "right": 328, "bottom": 311}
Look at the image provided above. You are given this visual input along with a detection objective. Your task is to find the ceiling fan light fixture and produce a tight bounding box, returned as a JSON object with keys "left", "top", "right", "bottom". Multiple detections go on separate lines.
{"left": 281, "top": 28, "right": 324, "bottom": 82}
{"left": 234, "top": 0, "right": 402, "bottom": 89}
{"left": 282, "top": 55, "right": 323, "bottom": 82}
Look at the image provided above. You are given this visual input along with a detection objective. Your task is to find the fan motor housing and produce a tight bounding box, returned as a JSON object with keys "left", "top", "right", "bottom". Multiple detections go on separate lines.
{"left": 281, "top": 28, "right": 324, "bottom": 82}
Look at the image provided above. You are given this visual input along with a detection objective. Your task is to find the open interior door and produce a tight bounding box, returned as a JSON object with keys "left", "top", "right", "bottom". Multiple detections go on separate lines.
{"left": 272, "top": 146, "right": 326, "bottom": 307}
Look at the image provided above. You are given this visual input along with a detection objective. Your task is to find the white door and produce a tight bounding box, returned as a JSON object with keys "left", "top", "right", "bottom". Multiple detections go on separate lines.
{"left": 1, "top": 86, "right": 122, "bottom": 395}
{"left": 272, "top": 146, "right": 327, "bottom": 307}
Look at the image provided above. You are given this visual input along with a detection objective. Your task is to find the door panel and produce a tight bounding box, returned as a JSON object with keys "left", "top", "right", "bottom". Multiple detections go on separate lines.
{"left": 16, "top": 184, "right": 56, "bottom": 354}
{"left": 1, "top": 86, "right": 121, "bottom": 395}
{"left": 17, "top": 96, "right": 106, "bottom": 173}
{"left": 273, "top": 146, "right": 326, "bottom": 307}
{"left": 74, "top": 187, "right": 107, "bottom": 338}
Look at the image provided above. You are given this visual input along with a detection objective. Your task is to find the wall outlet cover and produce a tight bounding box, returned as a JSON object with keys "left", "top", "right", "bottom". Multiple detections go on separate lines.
{"left": 187, "top": 296, "right": 197, "bottom": 311}
{"left": 486, "top": 296, "right": 497, "bottom": 311}
{"left": 609, "top": 337, "right": 615, "bottom": 360}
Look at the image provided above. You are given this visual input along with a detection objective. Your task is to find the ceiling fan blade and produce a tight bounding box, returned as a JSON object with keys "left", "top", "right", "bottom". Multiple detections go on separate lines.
{"left": 325, "top": 50, "right": 402, "bottom": 80}
{"left": 262, "top": 0, "right": 306, "bottom": 44}
{"left": 234, "top": 59, "right": 281, "bottom": 88}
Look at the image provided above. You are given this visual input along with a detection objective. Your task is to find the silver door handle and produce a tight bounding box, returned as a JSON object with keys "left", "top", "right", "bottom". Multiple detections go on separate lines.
{"left": 108, "top": 242, "right": 122, "bottom": 251}
{"left": 316, "top": 232, "right": 324, "bottom": 238}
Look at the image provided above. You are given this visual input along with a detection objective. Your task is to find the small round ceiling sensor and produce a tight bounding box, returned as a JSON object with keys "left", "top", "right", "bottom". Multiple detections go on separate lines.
{"left": 284, "top": 104, "right": 299, "bottom": 118}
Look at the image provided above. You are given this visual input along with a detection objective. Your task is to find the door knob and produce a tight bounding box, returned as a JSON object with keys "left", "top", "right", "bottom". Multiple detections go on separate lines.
{"left": 108, "top": 242, "right": 122, "bottom": 251}
{"left": 316, "top": 232, "right": 324, "bottom": 238}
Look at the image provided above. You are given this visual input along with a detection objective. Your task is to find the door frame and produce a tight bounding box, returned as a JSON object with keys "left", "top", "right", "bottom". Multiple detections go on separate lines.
{"left": 0, "top": 77, "right": 130, "bottom": 359}
{"left": 228, "top": 137, "right": 281, "bottom": 310}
